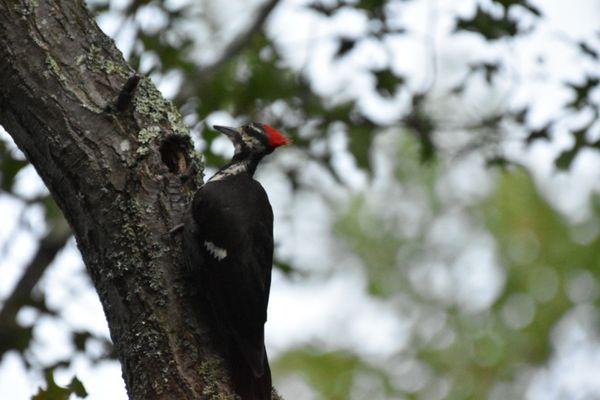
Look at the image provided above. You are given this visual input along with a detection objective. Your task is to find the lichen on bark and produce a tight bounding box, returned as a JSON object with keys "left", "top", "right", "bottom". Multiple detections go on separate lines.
{"left": 0, "top": 1, "right": 249, "bottom": 399}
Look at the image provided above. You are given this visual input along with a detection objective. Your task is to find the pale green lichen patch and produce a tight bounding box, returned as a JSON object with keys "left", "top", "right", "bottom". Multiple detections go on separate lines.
{"left": 30, "top": 33, "right": 48, "bottom": 51}
{"left": 44, "top": 55, "right": 66, "bottom": 83}
{"left": 136, "top": 126, "right": 162, "bottom": 156}
{"left": 131, "top": 78, "right": 193, "bottom": 160}
{"left": 75, "top": 54, "right": 86, "bottom": 66}
{"left": 42, "top": 53, "right": 104, "bottom": 113}
{"left": 83, "top": 45, "right": 130, "bottom": 78}
{"left": 19, "top": 0, "right": 38, "bottom": 16}
{"left": 138, "top": 126, "right": 162, "bottom": 144}
{"left": 134, "top": 78, "right": 189, "bottom": 136}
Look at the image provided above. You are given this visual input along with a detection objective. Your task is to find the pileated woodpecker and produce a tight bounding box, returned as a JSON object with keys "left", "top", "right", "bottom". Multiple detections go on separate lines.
{"left": 183, "top": 122, "right": 290, "bottom": 400}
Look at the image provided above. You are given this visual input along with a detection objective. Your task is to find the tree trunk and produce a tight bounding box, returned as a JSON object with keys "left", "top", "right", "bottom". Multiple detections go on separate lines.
{"left": 0, "top": 1, "right": 245, "bottom": 399}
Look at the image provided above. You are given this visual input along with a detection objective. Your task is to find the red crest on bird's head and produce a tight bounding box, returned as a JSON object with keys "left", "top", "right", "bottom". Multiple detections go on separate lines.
{"left": 263, "top": 124, "right": 291, "bottom": 148}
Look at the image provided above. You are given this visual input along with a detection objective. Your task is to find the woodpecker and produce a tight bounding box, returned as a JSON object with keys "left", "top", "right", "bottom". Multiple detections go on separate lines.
{"left": 183, "top": 122, "right": 290, "bottom": 400}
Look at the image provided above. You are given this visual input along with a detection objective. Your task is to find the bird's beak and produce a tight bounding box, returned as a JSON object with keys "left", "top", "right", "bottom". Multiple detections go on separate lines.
{"left": 213, "top": 125, "right": 240, "bottom": 143}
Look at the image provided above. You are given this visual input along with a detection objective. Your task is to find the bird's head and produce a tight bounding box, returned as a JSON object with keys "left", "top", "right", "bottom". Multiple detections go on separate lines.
{"left": 213, "top": 122, "right": 291, "bottom": 157}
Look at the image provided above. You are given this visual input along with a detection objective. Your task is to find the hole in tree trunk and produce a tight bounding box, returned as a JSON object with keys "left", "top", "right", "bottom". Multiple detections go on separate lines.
{"left": 160, "top": 136, "right": 190, "bottom": 175}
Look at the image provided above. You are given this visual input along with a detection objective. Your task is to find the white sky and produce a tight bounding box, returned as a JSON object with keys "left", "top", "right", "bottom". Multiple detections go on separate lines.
{"left": 1, "top": 0, "right": 599, "bottom": 399}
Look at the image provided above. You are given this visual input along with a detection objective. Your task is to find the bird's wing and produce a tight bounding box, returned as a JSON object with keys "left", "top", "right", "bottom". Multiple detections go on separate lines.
{"left": 185, "top": 180, "right": 273, "bottom": 374}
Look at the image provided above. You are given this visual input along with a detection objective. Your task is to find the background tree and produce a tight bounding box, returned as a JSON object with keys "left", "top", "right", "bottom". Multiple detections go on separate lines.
{"left": 0, "top": 0, "right": 599, "bottom": 399}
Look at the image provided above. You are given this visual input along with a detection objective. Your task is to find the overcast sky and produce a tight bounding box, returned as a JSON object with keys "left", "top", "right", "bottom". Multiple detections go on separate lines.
{"left": 1, "top": 0, "right": 599, "bottom": 399}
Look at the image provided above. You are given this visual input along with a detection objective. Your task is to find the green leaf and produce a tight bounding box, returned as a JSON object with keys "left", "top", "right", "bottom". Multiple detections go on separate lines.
{"left": 274, "top": 348, "right": 397, "bottom": 399}
{"left": 356, "top": 0, "right": 386, "bottom": 10}
{"left": 67, "top": 377, "right": 88, "bottom": 398}
{"left": 347, "top": 126, "right": 376, "bottom": 172}
{"left": 565, "top": 76, "right": 599, "bottom": 110}
{"left": 373, "top": 69, "right": 404, "bottom": 97}
{"left": 511, "top": 107, "right": 529, "bottom": 124}
{"left": 308, "top": 4, "right": 340, "bottom": 17}
{"left": 32, "top": 371, "right": 88, "bottom": 400}
{"left": 0, "top": 325, "right": 34, "bottom": 356}
{"left": 486, "top": 155, "right": 511, "bottom": 168}
{"left": 404, "top": 96, "right": 436, "bottom": 162}
{"left": 72, "top": 331, "right": 92, "bottom": 352}
{"left": 273, "top": 260, "right": 300, "bottom": 276}
{"left": 469, "top": 61, "right": 500, "bottom": 84}
{"left": 0, "top": 139, "right": 28, "bottom": 191}
{"left": 455, "top": 6, "right": 519, "bottom": 40}
{"left": 336, "top": 38, "right": 356, "bottom": 58}
{"left": 490, "top": 0, "right": 541, "bottom": 16}
{"left": 525, "top": 123, "right": 551, "bottom": 144}
{"left": 555, "top": 147, "right": 578, "bottom": 170}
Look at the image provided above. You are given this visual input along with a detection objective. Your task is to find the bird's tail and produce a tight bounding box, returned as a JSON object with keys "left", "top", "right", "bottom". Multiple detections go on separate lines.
{"left": 230, "top": 346, "right": 272, "bottom": 400}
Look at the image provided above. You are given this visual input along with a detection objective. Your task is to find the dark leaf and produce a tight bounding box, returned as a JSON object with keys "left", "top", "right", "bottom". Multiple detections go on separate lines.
{"left": 27, "top": 296, "right": 56, "bottom": 316}
{"left": 0, "top": 325, "right": 33, "bottom": 356}
{"left": 348, "top": 126, "right": 376, "bottom": 172}
{"left": 450, "top": 82, "right": 466, "bottom": 95}
{"left": 42, "top": 196, "right": 63, "bottom": 223}
{"left": 417, "top": 130, "right": 435, "bottom": 162}
{"left": 373, "top": 69, "right": 404, "bottom": 97}
{"left": 490, "top": 0, "right": 541, "bottom": 16}
{"left": 469, "top": 61, "right": 500, "bottom": 84}
{"left": 490, "top": 0, "right": 524, "bottom": 8}
{"left": 307, "top": 4, "right": 340, "bottom": 17}
{"left": 512, "top": 107, "right": 529, "bottom": 124}
{"left": 523, "top": 2, "right": 542, "bottom": 16}
{"left": 32, "top": 371, "right": 88, "bottom": 400}
{"left": 86, "top": 1, "right": 110, "bottom": 13}
{"left": 404, "top": 97, "right": 437, "bottom": 162}
{"left": 73, "top": 331, "right": 92, "bottom": 352}
{"left": 273, "top": 260, "right": 304, "bottom": 277}
{"left": 486, "top": 155, "right": 510, "bottom": 167}
{"left": 479, "top": 114, "right": 503, "bottom": 129}
{"left": 0, "top": 140, "right": 28, "bottom": 191}
{"left": 273, "top": 260, "right": 294, "bottom": 274}
{"left": 525, "top": 123, "right": 551, "bottom": 144}
{"left": 578, "top": 41, "right": 599, "bottom": 60}
{"left": 356, "top": 0, "right": 386, "bottom": 10}
{"left": 356, "top": 0, "right": 386, "bottom": 19}
{"left": 555, "top": 147, "right": 578, "bottom": 170}
{"left": 566, "top": 76, "right": 599, "bottom": 110}
{"left": 67, "top": 377, "right": 88, "bottom": 398}
{"left": 572, "top": 126, "right": 588, "bottom": 146}
{"left": 336, "top": 38, "right": 356, "bottom": 58}
{"left": 455, "top": 6, "right": 519, "bottom": 40}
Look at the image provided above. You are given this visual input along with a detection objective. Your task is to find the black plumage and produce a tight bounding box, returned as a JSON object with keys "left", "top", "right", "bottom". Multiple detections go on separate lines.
{"left": 183, "top": 123, "right": 289, "bottom": 400}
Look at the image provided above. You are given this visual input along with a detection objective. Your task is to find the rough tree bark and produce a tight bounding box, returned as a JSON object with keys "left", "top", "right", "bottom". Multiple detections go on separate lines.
{"left": 0, "top": 1, "right": 273, "bottom": 399}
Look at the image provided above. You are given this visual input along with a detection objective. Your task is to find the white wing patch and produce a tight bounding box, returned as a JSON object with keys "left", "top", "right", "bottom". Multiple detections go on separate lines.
{"left": 204, "top": 241, "right": 227, "bottom": 261}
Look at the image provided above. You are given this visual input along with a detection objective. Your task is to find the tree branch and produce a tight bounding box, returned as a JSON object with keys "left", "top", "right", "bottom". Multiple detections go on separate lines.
{"left": 177, "top": 0, "right": 281, "bottom": 102}
{"left": 208, "top": 0, "right": 280, "bottom": 75}
{"left": 0, "top": 218, "right": 71, "bottom": 358}
{"left": 0, "top": 1, "right": 250, "bottom": 398}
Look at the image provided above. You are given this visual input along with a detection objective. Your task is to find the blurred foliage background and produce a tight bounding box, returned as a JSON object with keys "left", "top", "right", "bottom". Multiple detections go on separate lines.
{"left": 0, "top": 0, "right": 599, "bottom": 399}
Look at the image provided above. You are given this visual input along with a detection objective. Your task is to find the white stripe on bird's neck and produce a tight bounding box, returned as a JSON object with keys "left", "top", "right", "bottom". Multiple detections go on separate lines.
{"left": 209, "top": 160, "right": 249, "bottom": 182}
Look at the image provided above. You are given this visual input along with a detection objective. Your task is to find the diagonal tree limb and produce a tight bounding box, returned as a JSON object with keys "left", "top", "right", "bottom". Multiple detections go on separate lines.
{"left": 176, "top": 0, "right": 281, "bottom": 102}
{"left": 205, "top": 0, "right": 281, "bottom": 76}
{"left": 0, "top": 218, "right": 71, "bottom": 358}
